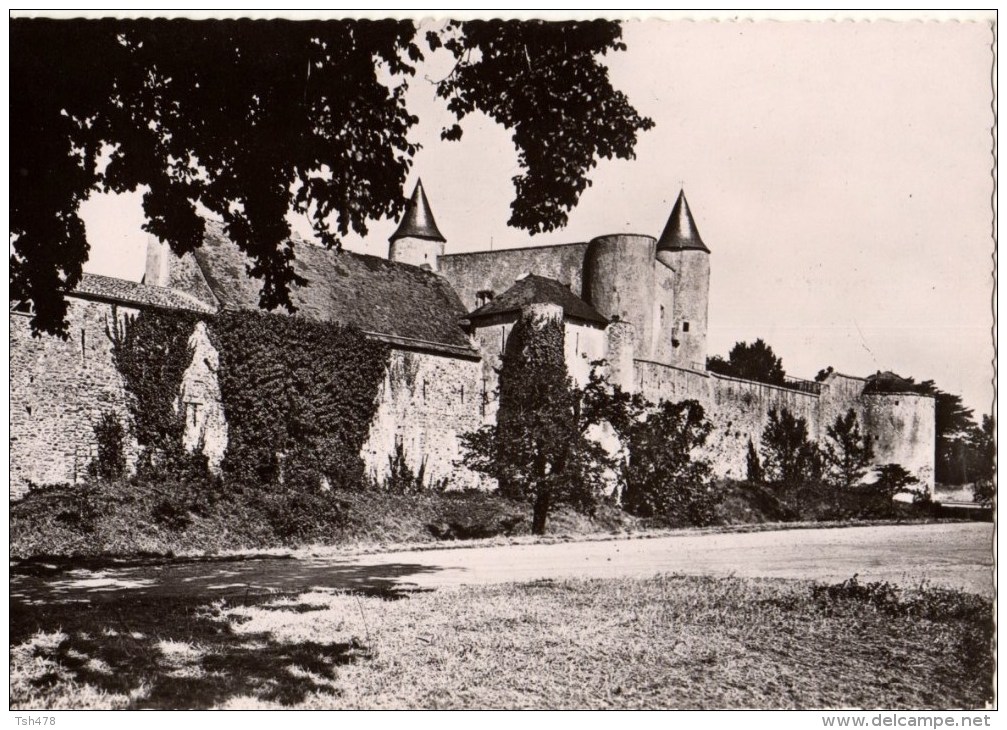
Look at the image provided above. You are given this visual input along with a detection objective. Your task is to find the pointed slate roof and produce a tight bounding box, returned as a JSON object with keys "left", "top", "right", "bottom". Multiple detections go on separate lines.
{"left": 657, "top": 190, "right": 709, "bottom": 253}
{"left": 466, "top": 274, "right": 608, "bottom": 325}
{"left": 389, "top": 179, "right": 446, "bottom": 243}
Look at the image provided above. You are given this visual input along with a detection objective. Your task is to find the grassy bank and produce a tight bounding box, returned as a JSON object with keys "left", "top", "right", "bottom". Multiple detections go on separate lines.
{"left": 10, "top": 476, "right": 942, "bottom": 560}
{"left": 9, "top": 479, "right": 638, "bottom": 559}
{"left": 11, "top": 574, "right": 992, "bottom": 709}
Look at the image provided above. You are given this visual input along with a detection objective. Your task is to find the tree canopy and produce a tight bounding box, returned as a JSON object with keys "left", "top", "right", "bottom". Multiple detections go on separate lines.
{"left": 11, "top": 18, "right": 654, "bottom": 337}
{"left": 706, "top": 339, "right": 786, "bottom": 385}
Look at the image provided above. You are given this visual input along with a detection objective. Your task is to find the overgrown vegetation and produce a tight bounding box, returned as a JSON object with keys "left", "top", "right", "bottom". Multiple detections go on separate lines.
{"left": 621, "top": 400, "right": 719, "bottom": 526}
{"left": 11, "top": 575, "right": 992, "bottom": 709}
{"left": 88, "top": 412, "right": 127, "bottom": 481}
{"left": 209, "top": 311, "right": 390, "bottom": 491}
{"left": 9, "top": 480, "right": 634, "bottom": 559}
{"left": 106, "top": 307, "right": 200, "bottom": 471}
{"left": 460, "top": 312, "right": 613, "bottom": 534}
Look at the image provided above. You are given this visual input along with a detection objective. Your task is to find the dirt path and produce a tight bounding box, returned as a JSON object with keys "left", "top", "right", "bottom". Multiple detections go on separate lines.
{"left": 10, "top": 522, "right": 993, "bottom": 605}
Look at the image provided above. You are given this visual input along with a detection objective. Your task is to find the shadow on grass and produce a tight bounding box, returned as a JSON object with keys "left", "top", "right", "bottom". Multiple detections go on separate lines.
{"left": 11, "top": 562, "right": 442, "bottom": 708}
{"left": 11, "top": 556, "right": 442, "bottom": 605}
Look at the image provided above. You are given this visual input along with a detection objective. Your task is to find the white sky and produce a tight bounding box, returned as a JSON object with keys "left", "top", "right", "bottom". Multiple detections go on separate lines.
{"left": 79, "top": 17, "right": 995, "bottom": 416}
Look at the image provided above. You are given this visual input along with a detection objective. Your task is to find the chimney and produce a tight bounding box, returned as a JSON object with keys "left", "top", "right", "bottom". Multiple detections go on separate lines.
{"left": 144, "top": 235, "right": 170, "bottom": 287}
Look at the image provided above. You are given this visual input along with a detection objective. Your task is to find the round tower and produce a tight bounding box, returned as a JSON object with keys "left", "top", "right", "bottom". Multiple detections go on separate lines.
{"left": 584, "top": 234, "right": 656, "bottom": 359}
{"left": 655, "top": 190, "right": 711, "bottom": 370}
{"left": 388, "top": 179, "right": 446, "bottom": 271}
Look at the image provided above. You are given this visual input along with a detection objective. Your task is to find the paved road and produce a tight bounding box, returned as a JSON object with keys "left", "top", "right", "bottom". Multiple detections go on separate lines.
{"left": 10, "top": 522, "right": 994, "bottom": 605}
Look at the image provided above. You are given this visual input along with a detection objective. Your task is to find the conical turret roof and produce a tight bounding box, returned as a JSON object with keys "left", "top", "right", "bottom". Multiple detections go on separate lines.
{"left": 657, "top": 190, "right": 709, "bottom": 253}
{"left": 389, "top": 180, "right": 446, "bottom": 244}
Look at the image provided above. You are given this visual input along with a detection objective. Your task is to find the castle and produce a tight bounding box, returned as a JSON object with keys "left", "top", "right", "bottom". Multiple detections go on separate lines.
{"left": 9, "top": 182, "right": 936, "bottom": 498}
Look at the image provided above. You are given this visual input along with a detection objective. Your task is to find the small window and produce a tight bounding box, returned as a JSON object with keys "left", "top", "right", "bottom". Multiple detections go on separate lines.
{"left": 81, "top": 328, "right": 86, "bottom": 363}
{"left": 477, "top": 289, "right": 495, "bottom": 307}
{"left": 683, "top": 321, "right": 690, "bottom": 333}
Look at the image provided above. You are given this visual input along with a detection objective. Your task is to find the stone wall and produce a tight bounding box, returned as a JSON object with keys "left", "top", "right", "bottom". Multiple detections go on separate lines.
{"left": 9, "top": 298, "right": 139, "bottom": 498}
{"left": 564, "top": 320, "right": 608, "bottom": 386}
{"left": 706, "top": 372, "right": 821, "bottom": 480}
{"left": 439, "top": 243, "right": 590, "bottom": 312}
{"left": 388, "top": 235, "right": 445, "bottom": 271}
{"left": 635, "top": 360, "right": 819, "bottom": 480}
{"left": 633, "top": 359, "right": 934, "bottom": 486}
{"left": 861, "top": 393, "right": 936, "bottom": 490}
{"left": 361, "top": 348, "right": 487, "bottom": 490}
{"left": 178, "top": 321, "right": 228, "bottom": 473}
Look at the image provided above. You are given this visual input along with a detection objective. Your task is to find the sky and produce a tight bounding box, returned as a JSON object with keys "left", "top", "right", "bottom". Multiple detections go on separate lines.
{"left": 79, "top": 16, "right": 996, "bottom": 416}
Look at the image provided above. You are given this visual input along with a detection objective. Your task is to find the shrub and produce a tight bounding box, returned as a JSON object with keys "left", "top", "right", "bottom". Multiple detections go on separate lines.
{"left": 622, "top": 400, "right": 719, "bottom": 526}
{"left": 745, "top": 439, "right": 764, "bottom": 483}
{"left": 89, "top": 412, "right": 127, "bottom": 481}
{"left": 382, "top": 439, "right": 428, "bottom": 494}
{"left": 760, "top": 408, "right": 823, "bottom": 488}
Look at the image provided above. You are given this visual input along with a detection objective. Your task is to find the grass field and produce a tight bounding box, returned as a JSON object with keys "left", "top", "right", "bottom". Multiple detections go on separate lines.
{"left": 11, "top": 574, "right": 992, "bottom": 709}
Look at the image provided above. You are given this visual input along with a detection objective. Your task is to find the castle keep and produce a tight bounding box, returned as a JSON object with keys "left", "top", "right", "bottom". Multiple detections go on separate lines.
{"left": 9, "top": 182, "right": 935, "bottom": 498}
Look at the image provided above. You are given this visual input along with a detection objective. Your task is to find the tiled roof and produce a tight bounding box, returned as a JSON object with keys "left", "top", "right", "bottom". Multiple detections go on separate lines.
{"left": 466, "top": 274, "right": 608, "bottom": 325}
{"left": 193, "top": 222, "right": 476, "bottom": 356}
{"left": 71, "top": 272, "right": 216, "bottom": 313}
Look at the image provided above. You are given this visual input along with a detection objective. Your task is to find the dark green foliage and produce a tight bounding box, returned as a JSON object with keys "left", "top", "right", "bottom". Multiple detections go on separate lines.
{"left": 814, "top": 366, "right": 834, "bottom": 382}
{"left": 873, "top": 463, "right": 921, "bottom": 498}
{"left": 622, "top": 400, "right": 718, "bottom": 526}
{"left": 850, "top": 463, "right": 920, "bottom": 519}
{"left": 89, "top": 412, "right": 127, "bottom": 481}
{"left": 431, "top": 20, "right": 654, "bottom": 233}
{"left": 256, "top": 488, "right": 347, "bottom": 543}
{"left": 12, "top": 18, "right": 651, "bottom": 337}
{"left": 106, "top": 307, "right": 199, "bottom": 469}
{"left": 460, "top": 313, "right": 611, "bottom": 534}
{"left": 910, "top": 380, "right": 989, "bottom": 485}
{"left": 208, "top": 311, "right": 389, "bottom": 491}
{"left": 746, "top": 438, "right": 764, "bottom": 483}
{"left": 383, "top": 439, "right": 429, "bottom": 495}
{"left": 760, "top": 408, "right": 823, "bottom": 488}
{"left": 812, "top": 575, "right": 990, "bottom": 629}
{"left": 972, "top": 414, "right": 995, "bottom": 504}
{"left": 824, "top": 409, "right": 875, "bottom": 488}
{"left": 706, "top": 339, "right": 786, "bottom": 385}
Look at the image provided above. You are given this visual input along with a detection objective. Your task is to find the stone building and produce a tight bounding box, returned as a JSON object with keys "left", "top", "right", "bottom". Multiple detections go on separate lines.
{"left": 9, "top": 182, "right": 935, "bottom": 498}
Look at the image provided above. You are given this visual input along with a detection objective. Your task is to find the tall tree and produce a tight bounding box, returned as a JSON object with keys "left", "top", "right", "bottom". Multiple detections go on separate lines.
{"left": 11, "top": 18, "right": 654, "bottom": 337}
{"left": 706, "top": 339, "right": 786, "bottom": 385}
{"left": 459, "top": 311, "right": 611, "bottom": 534}
{"left": 760, "top": 408, "right": 822, "bottom": 488}
{"left": 823, "top": 409, "right": 875, "bottom": 488}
